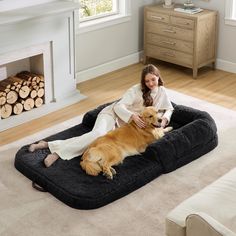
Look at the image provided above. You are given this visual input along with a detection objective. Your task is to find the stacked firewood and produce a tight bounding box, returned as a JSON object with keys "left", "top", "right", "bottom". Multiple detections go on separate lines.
{"left": 0, "top": 71, "right": 44, "bottom": 119}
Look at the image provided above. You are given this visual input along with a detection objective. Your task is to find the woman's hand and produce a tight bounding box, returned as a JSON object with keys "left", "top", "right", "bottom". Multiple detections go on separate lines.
{"left": 161, "top": 117, "right": 168, "bottom": 128}
{"left": 131, "top": 114, "right": 146, "bottom": 128}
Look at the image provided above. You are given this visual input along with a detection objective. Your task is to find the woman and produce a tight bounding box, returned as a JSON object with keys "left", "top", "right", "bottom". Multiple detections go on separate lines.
{"left": 29, "top": 64, "right": 174, "bottom": 167}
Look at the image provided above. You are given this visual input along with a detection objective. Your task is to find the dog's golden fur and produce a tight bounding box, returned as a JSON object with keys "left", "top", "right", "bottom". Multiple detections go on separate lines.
{"left": 80, "top": 106, "right": 172, "bottom": 179}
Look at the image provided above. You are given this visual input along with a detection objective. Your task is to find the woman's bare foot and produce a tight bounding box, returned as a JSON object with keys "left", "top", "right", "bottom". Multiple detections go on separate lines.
{"left": 28, "top": 140, "right": 48, "bottom": 152}
{"left": 44, "top": 153, "right": 59, "bottom": 167}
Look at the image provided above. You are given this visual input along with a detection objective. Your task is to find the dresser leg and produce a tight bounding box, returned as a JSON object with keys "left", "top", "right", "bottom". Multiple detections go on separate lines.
{"left": 143, "top": 56, "right": 149, "bottom": 65}
{"left": 193, "top": 68, "right": 198, "bottom": 79}
{"left": 143, "top": 57, "right": 146, "bottom": 64}
{"left": 212, "top": 62, "right": 216, "bottom": 70}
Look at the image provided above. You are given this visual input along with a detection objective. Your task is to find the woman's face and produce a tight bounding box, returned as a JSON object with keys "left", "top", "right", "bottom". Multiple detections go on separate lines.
{"left": 144, "top": 73, "right": 159, "bottom": 90}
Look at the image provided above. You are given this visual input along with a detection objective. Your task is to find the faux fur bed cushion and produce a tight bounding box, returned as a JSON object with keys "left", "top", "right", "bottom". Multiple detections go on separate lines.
{"left": 14, "top": 103, "right": 218, "bottom": 209}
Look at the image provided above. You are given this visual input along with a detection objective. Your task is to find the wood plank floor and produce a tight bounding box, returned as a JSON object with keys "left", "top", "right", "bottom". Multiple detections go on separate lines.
{"left": 1, "top": 61, "right": 236, "bottom": 146}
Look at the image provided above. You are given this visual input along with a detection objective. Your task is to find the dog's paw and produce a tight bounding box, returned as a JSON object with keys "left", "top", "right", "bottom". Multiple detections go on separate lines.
{"left": 164, "top": 126, "right": 173, "bottom": 132}
{"left": 110, "top": 167, "right": 117, "bottom": 175}
{"left": 103, "top": 172, "right": 113, "bottom": 180}
{"left": 107, "top": 175, "right": 113, "bottom": 180}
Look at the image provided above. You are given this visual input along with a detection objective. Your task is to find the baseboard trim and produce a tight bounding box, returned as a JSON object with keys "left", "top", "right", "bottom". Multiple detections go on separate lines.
{"left": 216, "top": 59, "right": 236, "bottom": 74}
{"left": 76, "top": 54, "right": 236, "bottom": 83}
{"left": 76, "top": 52, "right": 142, "bottom": 83}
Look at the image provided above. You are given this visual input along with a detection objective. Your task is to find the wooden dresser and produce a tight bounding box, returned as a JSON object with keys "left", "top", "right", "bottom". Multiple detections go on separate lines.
{"left": 143, "top": 5, "right": 217, "bottom": 78}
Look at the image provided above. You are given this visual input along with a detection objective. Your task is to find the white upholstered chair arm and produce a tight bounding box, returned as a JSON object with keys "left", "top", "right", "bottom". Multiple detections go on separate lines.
{"left": 186, "top": 212, "right": 236, "bottom": 236}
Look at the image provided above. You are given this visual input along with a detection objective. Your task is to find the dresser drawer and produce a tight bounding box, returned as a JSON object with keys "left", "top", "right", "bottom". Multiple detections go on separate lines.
{"left": 143, "top": 5, "right": 217, "bottom": 78}
{"left": 146, "top": 45, "right": 193, "bottom": 67}
{"left": 146, "top": 11, "right": 169, "bottom": 24}
{"left": 146, "top": 21, "right": 194, "bottom": 41}
{"left": 146, "top": 33, "right": 193, "bottom": 54}
{"left": 170, "top": 16, "right": 195, "bottom": 29}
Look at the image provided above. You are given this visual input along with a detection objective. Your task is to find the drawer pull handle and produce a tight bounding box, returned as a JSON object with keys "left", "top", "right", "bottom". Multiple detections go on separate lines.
{"left": 151, "top": 16, "right": 164, "bottom": 20}
{"left": 163, "top": 29, "right": 176, "bottom": 34}
{"left": 163, "top": 53, "right": 175, "bottom": 57}
{"left": 161, "top": 41, "right": 176, "bottom": 45}
{"left": 177, "top": 22, "right": 190, "bottom": 25}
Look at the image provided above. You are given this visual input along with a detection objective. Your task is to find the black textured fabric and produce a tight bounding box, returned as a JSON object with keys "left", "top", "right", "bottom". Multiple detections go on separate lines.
{"left": 14, "top": 103, "right": 218, "bottom": 209}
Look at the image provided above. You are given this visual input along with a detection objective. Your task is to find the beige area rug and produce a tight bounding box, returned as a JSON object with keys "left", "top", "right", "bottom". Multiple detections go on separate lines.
{"left": 0, "top": 89, "right": 236, "bottom": 236}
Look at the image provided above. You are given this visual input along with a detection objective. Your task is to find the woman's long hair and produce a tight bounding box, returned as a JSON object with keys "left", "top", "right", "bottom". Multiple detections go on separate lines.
{"left": 141, "top": 64, "right": 164, "bottom": 107}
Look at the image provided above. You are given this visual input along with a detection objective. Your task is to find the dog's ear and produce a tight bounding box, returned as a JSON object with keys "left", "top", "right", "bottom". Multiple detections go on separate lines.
{"left": 140, "top": 107, "right": 147, "bottom": 117}
{"left": 151, "top": 106, "right": 158, "bottom": 113}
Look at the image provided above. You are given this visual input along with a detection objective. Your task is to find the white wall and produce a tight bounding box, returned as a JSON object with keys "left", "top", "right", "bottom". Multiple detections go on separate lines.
{"left": 76, "top": 0, "right": 236, "bottom": 82}
{"left": 76, "top": 0, "right": 154, "bottom": 82}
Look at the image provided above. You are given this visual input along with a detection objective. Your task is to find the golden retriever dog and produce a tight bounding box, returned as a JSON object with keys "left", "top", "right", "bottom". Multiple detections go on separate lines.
{"left": 80, "top": 106, "right": 172, "bottom": 179}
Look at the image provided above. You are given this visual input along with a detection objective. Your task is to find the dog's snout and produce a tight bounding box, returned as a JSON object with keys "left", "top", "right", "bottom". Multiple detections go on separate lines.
{"left": 158, "top": 119, "right": 162, "bottom": 123}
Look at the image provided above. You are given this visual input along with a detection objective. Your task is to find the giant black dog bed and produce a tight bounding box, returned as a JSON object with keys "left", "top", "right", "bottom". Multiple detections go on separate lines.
{"left": 14, "top": 103, "right": 218, "bottom": 209}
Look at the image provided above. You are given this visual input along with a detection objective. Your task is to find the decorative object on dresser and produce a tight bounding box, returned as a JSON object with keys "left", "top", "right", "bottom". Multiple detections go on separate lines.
{"left": 143, "top": 4, "right": 217, "bottom": 79}
{"left": 174, "top": 7, "right": 203, "bottom": 14}
{"left": 163, "top": 0, "right": 174, "bottom": 9}
{"left": 182, "top": 0, "right": 210, "bottom": 9}
{"left": 183, "top": 0, "right": 195, "bottom": 9}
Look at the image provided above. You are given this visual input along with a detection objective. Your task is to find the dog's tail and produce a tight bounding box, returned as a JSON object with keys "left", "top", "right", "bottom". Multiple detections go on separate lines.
{"left": 80, "top": 148, "right": 103, "bottom": 176}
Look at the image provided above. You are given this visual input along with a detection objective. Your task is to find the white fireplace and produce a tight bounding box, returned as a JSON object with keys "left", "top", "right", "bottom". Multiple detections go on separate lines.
{"left": 0, "top": 1, "right": 85, "bottom": 131}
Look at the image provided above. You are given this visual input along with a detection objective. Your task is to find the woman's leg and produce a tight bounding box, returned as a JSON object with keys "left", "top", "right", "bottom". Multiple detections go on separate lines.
{"left": 44, "top": 114, "right": 115, "bottom": 166}
{"left": 44, "top": 153, "right": 60, "bottom": 167}
{"left": 28, "top": 140, "right": 48, "bottom": 152}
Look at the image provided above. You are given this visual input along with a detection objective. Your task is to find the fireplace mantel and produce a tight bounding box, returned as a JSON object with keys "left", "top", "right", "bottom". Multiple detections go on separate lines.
{"left": 0, "top": 1, "right": 85, "bottom": 131}
{"left": 0, "top": 1, "right": 80, "bottom": 26}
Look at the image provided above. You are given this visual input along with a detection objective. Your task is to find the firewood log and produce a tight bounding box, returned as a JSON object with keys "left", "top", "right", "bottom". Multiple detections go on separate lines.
{"left": 28, "top": 72, "right": 44, "bottom": 82}
{"left": 32, "top": 85, "right": 39, "bottom": 91}
{"left": 0, "top": 95, "right": 6, "bottom": 106}
{"left": 19, "top": 85, "right": 30, "bottom": 99}
{"left": 6, "top": 90, "right": 18, "bottom": 104}
{"left": 0, "top": 79, "right": 11, "bottom": 89}
{"left": 1, "top": 103, "right": 12, "bottom": 119}
{"left": 0, "top": 85, "right": 10, "bottom": 93}
{"left": 34, "top": 97, "right": 43, "bottom": 107}
{"left": 16, "top": 71, "right": 37, "bottom": 82}
{"left": 36, "top": 76, "right": 41, "bottom": 84}
{"left": 13, "top": 103, "right": 23, "bottom": 115}
{"left": 4, "top": 88, "right": 10, "bottom": 93}
{"left": 31, "top": 81, "right": 37, "bottom": 86}
{"left": 16, "top": 71, "right": 32, "bottom": 80}
{"left": 39, "top": 82, "right": 44, "bottom": 88}
{"left": 37, "top": 88, "right": 45, "bottom": 98}
{"left": 30, "top": 90, "right": 37, "bottom": 99}
{"left": 7, "top": 76, "right": 24, "bottom": 86}
{"left": 0, "top": 91, "right": 6, "bottom": 97}
{"left": 23, "top": 98, "right": 34, "bottom": 111}
{"left": 35, "top": 97, "right": 43, "bottom": 108}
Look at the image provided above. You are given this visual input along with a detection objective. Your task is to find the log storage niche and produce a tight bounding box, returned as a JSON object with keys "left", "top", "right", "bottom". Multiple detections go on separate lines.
{"left": 0, "top": 71, "right": 44, "bottom": 119}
